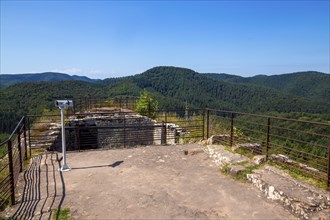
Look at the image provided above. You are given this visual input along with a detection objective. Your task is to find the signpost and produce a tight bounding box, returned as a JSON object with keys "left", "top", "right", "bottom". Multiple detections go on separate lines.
{"left": 55, "top": 100, "right": 73, "bottom": 172}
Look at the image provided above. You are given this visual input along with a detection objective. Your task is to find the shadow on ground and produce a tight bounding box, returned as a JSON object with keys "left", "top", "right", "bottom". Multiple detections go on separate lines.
{"left": 12, "top": 152, "right": 65, "bottom": 220}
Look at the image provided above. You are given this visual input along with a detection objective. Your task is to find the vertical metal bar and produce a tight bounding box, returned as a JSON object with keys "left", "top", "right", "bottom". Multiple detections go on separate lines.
{"left": 148, "top": 101, "right": 151, "bottom": 118}
{"left": 123, "top": 113, "right": 126, "bottom": 148}
{"left": 27, "top": 117, "right": 31, "bottom": 157}
{"left": 327, "top": 135, "right": 330, "bottom": 187}
{"left": 7, "top": 140, "right": 15, "bottom": 205}
{"left": 164, "top": 111, "right": 167, "bottom": 144}
{"left": 17, "top": 129, "right": 22, "bottom": 172}
{"left": 206, "top": 109, "right": 210, "bottom": 140}
{"left": 161, "top": 121, "right": 165, "bottom": 145}
{"left": 266, "top": 118, "right": 270, "bottom": 161}
{"left": 23, "top": 117, "right": 28, "bottom": 160}
{"left": 230, "top": 113, "right": 234, "bottom": 147}
{"left": 202, "top": 110, "right": 205, "bottom": 140}
{"left": 77, "top": 127, "right": 81, "bottom": 152}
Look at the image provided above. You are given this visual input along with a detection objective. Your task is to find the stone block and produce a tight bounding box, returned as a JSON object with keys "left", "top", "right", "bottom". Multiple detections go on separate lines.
{"left": 207, "top": 135, "right": 230, "bottom": 145}
{"left": 253, "top": 155, "right": 266, "bottom": 165}
{"left": 228, "top": 165, "right": 245, "bottom": 175}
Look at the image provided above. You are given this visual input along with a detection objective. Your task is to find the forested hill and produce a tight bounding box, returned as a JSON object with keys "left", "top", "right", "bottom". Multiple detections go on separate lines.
{"left": 0, "top": 72, "right": 97, "bottom": 87}
{"left": 204, "top": 71, "right": 330, "bottom": 103}
{"left": 1, "top": 66, "right": 329, "bottom": 133}
{"left": 129, "top": 67, "right": 329, "bottom": 113}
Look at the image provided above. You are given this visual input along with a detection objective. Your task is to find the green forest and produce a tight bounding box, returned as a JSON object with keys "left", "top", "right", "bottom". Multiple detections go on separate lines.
{"left": 1, "top": 66, "right": 329, "bottom": 136}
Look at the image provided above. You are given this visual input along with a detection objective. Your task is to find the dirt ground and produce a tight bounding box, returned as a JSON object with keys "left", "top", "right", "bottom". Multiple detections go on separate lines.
{"left": 5, "top": 144, "right": 295, "bottom": 219}
{"left": 63, "top": 144, "right": 294, "bottom": 219}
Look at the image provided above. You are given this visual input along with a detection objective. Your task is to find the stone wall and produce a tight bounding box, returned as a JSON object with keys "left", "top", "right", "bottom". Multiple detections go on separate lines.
{"left": 65, "top": 113, "right": 178, "bottom": 150}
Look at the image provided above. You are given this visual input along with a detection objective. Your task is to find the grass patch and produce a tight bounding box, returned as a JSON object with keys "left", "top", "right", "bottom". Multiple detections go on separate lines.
{"left": 0, "top": 217, "right": 16, "bottom": 220}
{"left": 221, "top": 163, "right": 263, "bottom": 182}
{"left": 267, "top": 160, "right": 329, "bottom": 190}
{"left": 52, "top": 208, "right": 70, "bottom": 220}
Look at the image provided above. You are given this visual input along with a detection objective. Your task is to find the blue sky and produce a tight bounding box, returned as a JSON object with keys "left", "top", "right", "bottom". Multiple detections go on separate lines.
{"left": 1, "top": 0, "right": 329, "bottom": 79}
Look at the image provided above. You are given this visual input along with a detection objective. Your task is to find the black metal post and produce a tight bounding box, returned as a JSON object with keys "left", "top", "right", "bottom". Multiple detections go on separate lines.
{"left": 148, "top": 101, "right": 151, "bottom": 118}
{"left": 23, "top": 117, "right": 28, "bottom": 160}
{"left": 27, "top": 117, "right": 31, "bottom": 157}
{"left": 206, "top": 109, "right": 210, "bottom": 140}
{"left": 76, "top": 127, "right": 81, "bottom": 151}
{"left": 266, "top": 118, "right": 270, "bottom": 161}
{"left": 17, "top": 130, "right": 22, "bottom": 172}
{"left": 202, "top": 110, "right": 205, "bottom": 140}
{"left": 164, "top": 111, "right": 167, "bottom": 144}
{"left": 230, "top": 113, "right": 234, "bottom": 147}
{"left": 7, "top": 140, "right": 15, "bottom": 205}
{"left": 123, "top": 114, "right": 126, "bottom": 148}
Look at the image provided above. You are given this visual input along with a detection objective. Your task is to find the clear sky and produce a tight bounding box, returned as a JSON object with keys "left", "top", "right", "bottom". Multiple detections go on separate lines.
{"left": 1, "top": 0, "right": 329, "bottom": 79}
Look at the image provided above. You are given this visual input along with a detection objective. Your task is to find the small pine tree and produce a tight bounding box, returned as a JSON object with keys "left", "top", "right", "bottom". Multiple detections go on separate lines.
{"left": 136, "top": 89, "right": 158, "bottom": 119}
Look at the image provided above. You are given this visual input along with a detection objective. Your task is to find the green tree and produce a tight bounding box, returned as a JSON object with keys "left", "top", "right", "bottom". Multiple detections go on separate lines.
{"left": 135, "top": 89, "right": 158, "bottom": 119}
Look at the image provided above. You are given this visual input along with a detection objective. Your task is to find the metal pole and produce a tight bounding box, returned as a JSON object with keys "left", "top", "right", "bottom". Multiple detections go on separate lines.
{"left": 202, "top": 110, "right": 205, "bottom": 140}
{"left": 230, "top": 113, "right": 234, "bottom": 147}
{"left": 7, "top": 140, "right": 15, "bottom": 205}
{"left": 18, "top": 130, "right": 22, "bottom": 172}
{"left": 60, "top": 108, "right": 70, "bottom": 172}
{"left": 164, "top": 111, "right": 167, "bottom": 144}
{"left": 206, "top": 109, "right": 210, "bottom": 140}
{"left": 23, "top": 117, "right": 28, "bottom": 160}
{"left": 27, "top": 117, "right": 31, "bottom": 158}
{"left": 123, "top": 114, "right": 126, "bottom": 148}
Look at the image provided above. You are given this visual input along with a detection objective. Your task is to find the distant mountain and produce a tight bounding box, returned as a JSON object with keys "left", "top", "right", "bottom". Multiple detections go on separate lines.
{"left": 204, "top": 71, "right": 330, "bottom": 103}
{"left": 0, "top": 72, "right": 97, "bottom": 87}
{"left": 126, "top": 67, "right": 329, "bottom": 113}
{"left": 1, "top": 66, "right": 329, "bottom": 133}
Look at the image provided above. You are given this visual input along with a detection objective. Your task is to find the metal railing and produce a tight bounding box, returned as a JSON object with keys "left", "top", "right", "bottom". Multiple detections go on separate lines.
{"left": 1, "top": 106, "right": 329, "bottom": 209}
{"left": 206, "top": 109, "right": 330, "bottom": 187}
{"left": 0, "top": 117, "right": 29, "bottom": 208}
{"left": 72, "top": 96, "right": 137, "bottom": 113}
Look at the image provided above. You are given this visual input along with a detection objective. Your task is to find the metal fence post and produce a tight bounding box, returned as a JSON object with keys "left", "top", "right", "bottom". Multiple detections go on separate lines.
{"left": 77, "top": 127, "right": 81, "bottom": 151}
{"left": 7, "top": 140, "right": 15, "bottom": 205}
{"left": 206, "top": 109, "right": 210, "bottom": 140}
{"left": 148, "top": 101, "right": 151, "bottom": 118}
{"left": 230, "top": 113, "right": 234, "bottom": 147}
{"left": 23, "top": 117, "right": 28, "bottom": 160}
{"left": 123, "top": 114, "right": 126, "bottom": 148}
{"left": 266, "top": 118, "right": 270, "bottom": 160}
{"left": 27, "top": 117, "right": 31, "bottom": 157}
{"left": 164, "top": 111, "right": 167, "bottom": 144}
{"left": 202, "top": 110, "right": 205, "bottom": 140}
{"left": 17, "top": 129, "right": 22, "bottom": 172}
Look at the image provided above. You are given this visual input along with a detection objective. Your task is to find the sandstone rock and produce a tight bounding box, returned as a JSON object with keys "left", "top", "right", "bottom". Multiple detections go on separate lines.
{"left": 207, "top": 135, "right": 230, "bottom": 145}
{"left": 228, "top": 165, "right": 245, "bottom": 175}
{"left": 253, "top": 155, "right": 266, "bottom": 165}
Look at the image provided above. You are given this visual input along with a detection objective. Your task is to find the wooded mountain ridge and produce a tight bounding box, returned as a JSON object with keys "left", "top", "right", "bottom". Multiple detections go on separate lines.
{"left": 0, "top": 72, "right": 97, "bottom": 87}
{"left": 0, "top": 66, "right": 329, "bottom": 133}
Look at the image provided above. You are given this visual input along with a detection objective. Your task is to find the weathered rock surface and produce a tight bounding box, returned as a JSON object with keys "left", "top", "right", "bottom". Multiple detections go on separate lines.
{"left": 253, "top": 155, "right": 266, "bottom": 165}
{"left": 206, "top": 135, "right": 230, "bottom": 145}
{"left": 247, "top": 165, "right": 330, "bottom": 219}
{"left": 204, "top": 145, "right": 249, "bottom": 168}
{"left": 228, "top": 165, "right": 245, "bottom": 175}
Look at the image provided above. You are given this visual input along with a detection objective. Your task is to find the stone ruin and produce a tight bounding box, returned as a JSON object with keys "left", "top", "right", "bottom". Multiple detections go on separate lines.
{"left": 54, "top": 113, "right": 183, "bottom": 151}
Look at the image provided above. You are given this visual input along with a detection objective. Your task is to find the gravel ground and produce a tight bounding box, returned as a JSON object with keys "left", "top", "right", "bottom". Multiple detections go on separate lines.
{"left": 3, "top": 144, "right": 295, "bottom": 219}
{"left": 62, "top": 144, "right": 294, "bottom": 219}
